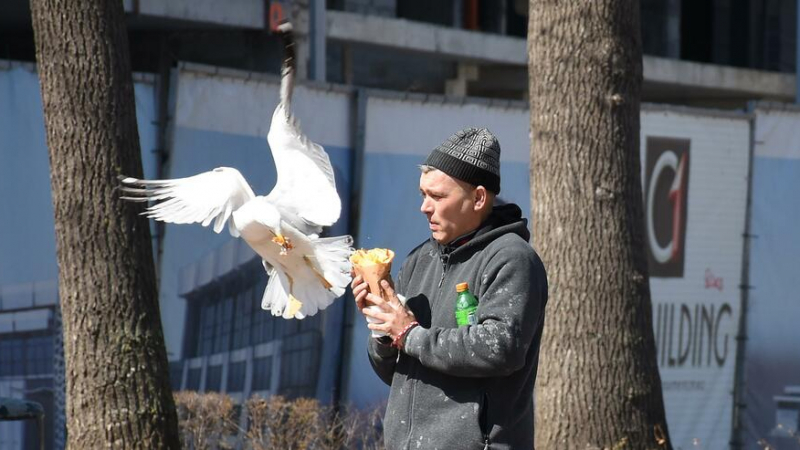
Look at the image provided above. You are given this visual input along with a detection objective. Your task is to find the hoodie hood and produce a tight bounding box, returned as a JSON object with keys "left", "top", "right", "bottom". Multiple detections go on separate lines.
{"left": 436, "top": 203, "right": 530, "bottom": 257}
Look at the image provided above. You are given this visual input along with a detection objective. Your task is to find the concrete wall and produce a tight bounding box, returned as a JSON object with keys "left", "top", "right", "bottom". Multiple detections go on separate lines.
{"left": 0, "top": 61, "right": 158, "bottom": 287}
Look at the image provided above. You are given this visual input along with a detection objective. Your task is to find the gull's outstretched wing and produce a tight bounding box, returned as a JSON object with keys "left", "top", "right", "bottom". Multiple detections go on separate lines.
{"left": 120, "top": 167, "right": 256, "bottom": 237}
{"left": 264, "top": 22, "right": 341, "bottom": 233}
{"left": 266, "top": 106, "right": 341, "bottom": 231}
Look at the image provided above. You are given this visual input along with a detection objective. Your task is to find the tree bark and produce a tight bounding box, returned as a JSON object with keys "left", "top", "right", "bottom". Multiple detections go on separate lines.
{"left": 528, "top": 1, "right": 672, "bottom": 449}
{"left": 29, "top": 1, "right": 180, "bottom": 448}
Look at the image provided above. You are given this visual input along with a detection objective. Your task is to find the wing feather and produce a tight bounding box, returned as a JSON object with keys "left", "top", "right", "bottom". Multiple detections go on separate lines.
{"left": 265, "top": 104, "right": 341, "bottom": 229}
{"left": 119, "top": 167, "right": 256, "bottom": 237}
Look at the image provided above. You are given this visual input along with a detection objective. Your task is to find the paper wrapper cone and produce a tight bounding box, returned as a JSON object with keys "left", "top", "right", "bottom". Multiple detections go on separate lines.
{"left": 354, "top": 261, "right": 393, "bottom": 299}
{"left": 350, "top": 249, "right": 395, "bottom": 337}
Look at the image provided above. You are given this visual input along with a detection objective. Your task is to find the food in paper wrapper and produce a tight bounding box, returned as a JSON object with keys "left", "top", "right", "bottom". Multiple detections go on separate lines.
{"left": 350, "top": 248, "right": 395, "bottom": 337}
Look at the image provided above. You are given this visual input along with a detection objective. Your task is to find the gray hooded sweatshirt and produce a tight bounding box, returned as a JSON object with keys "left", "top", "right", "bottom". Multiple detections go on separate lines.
{"left": 368, "top": 204, "right": 548, "bottom": 450}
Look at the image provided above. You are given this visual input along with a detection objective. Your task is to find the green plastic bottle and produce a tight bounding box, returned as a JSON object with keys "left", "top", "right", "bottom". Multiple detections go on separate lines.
{"left": 455, "top": 282, "right": 478, "bottom": 327}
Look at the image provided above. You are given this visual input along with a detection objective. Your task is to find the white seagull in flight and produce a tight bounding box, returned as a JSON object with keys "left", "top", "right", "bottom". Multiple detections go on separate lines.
{"left": 120, "top": 23, "right": 352, "bottom": 319}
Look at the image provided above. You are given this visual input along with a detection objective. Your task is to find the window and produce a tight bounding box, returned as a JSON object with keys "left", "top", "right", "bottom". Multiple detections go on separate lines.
{"left": 0, "top": 338, "right": 19, "bottom": 376}
{"left": 169, "top": 361, "right": 184, "bottom": 391}
{"left": 231, "top": 290, "right": 251, "bottom": 349}
{"left": 26, "top": 335, "right": 53, "bottom": 375}
{"left": 227, "top": 361, "right": 246, "bottom": 392}
{"left": 0, "top": 333, "right": 54, "bottom": 376}
{"left": 279, "top": 331, "right": 322, "bottom": 399}
{"left": 281, "top": 316, "right": 299, "bottom": 336}
{"left": 186, "top": 261, "right": 289, "bottom": 358}
{"left": 206, "top": 365, "right": 223, "bottom": 392}
{"left": 300, "top": 313, "right": 321, "bottom": 333}
{"left": 213, "top": 299, "right": 233, "bottom": 354}
{"left": 197, "top": 301, "right": 216, "bottom": 356}
{"left": 11, "top": 343, "right": 24, "bottom": 375}
{"left": 251, "top": 282, "right": 274, "bottom": 345}
{"left": 251, "top": 356, "right": 272, "bottom": 391}
{"left": 180, "top": 256, "right": 327, "bottom": 399}
{"left": 186, "top": 367, "right": 202, "bottom": 391}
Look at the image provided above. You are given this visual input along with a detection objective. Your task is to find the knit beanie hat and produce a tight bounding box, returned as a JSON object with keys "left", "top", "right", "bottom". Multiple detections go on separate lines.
{"left": 424, "top": 127, "right": 501, "bottom": 194}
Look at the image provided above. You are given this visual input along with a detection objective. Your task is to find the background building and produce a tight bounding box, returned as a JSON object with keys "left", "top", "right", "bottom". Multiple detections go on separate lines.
{"left": 1, "top": 1, "right": 799, "bottom": 449}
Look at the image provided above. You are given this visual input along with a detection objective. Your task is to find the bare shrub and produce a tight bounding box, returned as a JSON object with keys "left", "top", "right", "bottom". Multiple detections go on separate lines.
{"left": 339, "top": 403, "right": 386, "bottom": 450}
{"left": 174, "top": 391, "right": 238, "bottom": 450}
{"left": 175, "top": 391, "right": 386, "bottom": 449}
{"left": 310, "top": 404, "right": 349, "bottom": 450}
{"left": 245, "top": 396, "right": 387, "bottom": 450}
{"left": 245, "top": 395, "right": 321, "bottom": 450}
{"left": 313, "top": 403, "right": 384, "bottom": 450}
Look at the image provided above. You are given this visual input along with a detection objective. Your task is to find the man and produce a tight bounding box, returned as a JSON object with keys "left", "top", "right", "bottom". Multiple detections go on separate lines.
{"left": 352, "top": 127, "right": 548, "bottom": 450}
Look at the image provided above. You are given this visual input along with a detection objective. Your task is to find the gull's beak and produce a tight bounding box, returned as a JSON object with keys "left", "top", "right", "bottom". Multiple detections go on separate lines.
{"left": 272, "top": 234, "right": 287, "bottom": 246}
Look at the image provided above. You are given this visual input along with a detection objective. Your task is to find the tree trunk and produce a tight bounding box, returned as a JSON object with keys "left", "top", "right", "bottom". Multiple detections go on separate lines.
{"left": 528, "top": 1, "right": 672, "bottom": 449}
{"left": 29, "top": 1, "right": 180, "bottom": 448}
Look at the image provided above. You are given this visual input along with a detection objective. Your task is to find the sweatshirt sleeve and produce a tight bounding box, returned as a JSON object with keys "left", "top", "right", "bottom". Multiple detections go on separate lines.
{"left": 367, "top": 337, "right": 398, "bottom": 386}
{"left": 402, "top": 243, "right": 546, "bottom": 378}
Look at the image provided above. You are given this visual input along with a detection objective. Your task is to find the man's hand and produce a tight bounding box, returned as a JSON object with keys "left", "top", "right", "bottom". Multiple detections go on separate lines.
{"left": 351, "top": 275, "right": 416, "bottom": 339}
{"left": 351, "top": 274, "right": 371, "bottom": 311}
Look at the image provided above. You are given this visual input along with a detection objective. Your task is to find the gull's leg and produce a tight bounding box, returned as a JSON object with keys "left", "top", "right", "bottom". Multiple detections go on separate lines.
{"left": 271, "top": 233, "right": 294, "bottom": 255}
{"left": 303, "top": 255, "right": 333, "bottom": 290}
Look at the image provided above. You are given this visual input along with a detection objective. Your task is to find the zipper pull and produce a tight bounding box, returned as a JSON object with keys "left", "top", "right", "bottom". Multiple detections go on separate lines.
{"left": 438, "top": 254, "right": 449, "bottom": 287}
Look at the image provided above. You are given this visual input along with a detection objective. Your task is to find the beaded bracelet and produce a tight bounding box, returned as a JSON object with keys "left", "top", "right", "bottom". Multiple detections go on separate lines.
{"left": 392, "top": 321, "right": 419, "bottom": 350}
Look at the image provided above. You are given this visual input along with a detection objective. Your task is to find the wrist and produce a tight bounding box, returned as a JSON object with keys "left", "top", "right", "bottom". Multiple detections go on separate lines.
{"left": 392, "top": 321, "right": 419, "bottom": 350}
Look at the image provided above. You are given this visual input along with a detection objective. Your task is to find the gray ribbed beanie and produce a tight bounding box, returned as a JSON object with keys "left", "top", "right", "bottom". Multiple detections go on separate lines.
{"left": 424, "top": 127, "right": 501, "bottom": 194}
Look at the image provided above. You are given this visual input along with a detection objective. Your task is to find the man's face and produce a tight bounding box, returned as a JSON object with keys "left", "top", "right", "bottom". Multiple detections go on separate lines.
{"left": 419, "top": 170, "right": 482, "bottom": 245}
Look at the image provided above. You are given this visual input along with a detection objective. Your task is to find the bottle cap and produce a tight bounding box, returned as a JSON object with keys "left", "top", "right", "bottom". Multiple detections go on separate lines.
{"left": 456, "top": 282, "right": 469, "bottom": 293}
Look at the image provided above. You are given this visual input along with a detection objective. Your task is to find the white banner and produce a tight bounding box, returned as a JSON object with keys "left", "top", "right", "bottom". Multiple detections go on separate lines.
{"left": 641, "top": 107, "right": 751, "bottom": 449}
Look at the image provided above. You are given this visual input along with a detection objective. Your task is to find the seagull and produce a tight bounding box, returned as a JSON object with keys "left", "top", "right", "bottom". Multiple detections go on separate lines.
{"left": 120, "top": 22, "right": 352, "bottom": 319}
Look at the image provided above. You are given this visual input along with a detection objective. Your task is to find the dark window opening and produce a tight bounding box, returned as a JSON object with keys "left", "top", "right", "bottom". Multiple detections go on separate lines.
{"left": 227, "top": 361, "right": 246, "bottom": 392}
{"left": 252, "top": 356, "right": 273, "bottom": 391}
{"left": 186, "top": 367, "right": 202, "bottom": 391}
{"left": 206, "top": 365, "right": 223, "bottom": 392}
{"left": 681, "top": 0, "right": 713, "bottom": 62}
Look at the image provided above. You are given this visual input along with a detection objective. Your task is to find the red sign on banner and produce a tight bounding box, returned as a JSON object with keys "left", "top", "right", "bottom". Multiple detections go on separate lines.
{"left": 644, "top": 136, "right": 691, "bottom": 278}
